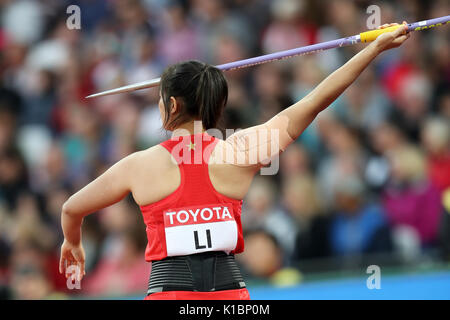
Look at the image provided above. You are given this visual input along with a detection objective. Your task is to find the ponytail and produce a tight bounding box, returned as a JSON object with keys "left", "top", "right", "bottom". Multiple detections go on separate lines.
{"left": 195, "top": 65, "right": 228, "bottom": 130}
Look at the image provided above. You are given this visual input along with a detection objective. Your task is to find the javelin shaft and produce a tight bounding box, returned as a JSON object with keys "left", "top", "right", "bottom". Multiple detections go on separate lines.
{"left": 86, "top": 15, "right": 450, "bottom": 98}
{"left": 86, "top": 78, "right": 161, "bottom": 98}
{"left": 218, "top": 15, "right": 450, "bottom": 71}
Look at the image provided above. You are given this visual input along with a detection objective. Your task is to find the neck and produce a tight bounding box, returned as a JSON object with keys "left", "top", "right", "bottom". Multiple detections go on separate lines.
{"left": 171, "top": 120, "right": 205, "bottom": 137}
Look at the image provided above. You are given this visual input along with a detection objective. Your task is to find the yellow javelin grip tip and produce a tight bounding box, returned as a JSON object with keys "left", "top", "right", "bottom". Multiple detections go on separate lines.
{"left": 360, "top": 25, "right": 404, "bottom": 43}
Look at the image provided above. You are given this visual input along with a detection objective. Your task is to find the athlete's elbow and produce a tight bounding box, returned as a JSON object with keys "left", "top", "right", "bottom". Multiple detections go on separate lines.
{"left": 61, "top": 197, "right": 77, "bottom": 217}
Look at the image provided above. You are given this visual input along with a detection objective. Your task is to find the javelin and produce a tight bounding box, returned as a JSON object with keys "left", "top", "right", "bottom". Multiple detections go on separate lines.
{"left": 86, "top": 15, "right": 450, "bottom": 99}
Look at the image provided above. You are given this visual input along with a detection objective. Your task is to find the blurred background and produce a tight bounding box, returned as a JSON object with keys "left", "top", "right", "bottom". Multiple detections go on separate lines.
{"left": 0, "top": 0, "right": 449, "bottom": 300}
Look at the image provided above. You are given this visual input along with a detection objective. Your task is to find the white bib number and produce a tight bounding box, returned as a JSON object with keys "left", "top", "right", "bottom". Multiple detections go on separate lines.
{"left": 163, "top": 204, "right": 238, "bottom": 256}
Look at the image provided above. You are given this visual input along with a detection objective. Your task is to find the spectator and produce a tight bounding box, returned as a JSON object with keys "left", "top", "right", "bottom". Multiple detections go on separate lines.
{"left": 421, "top": 117, "right": 450, "bottom": 192}
{"left": 242, "top": 176, "right": 296, "bottom": 261}
{"left": 237, "top": 230, "right": 283, "bottom": 280}
{"left": 159, "top": 0, "right": 201, "bottom": 64}
{"left": 0, "top": 87, "right": 21, "bottom": 152}
{"left": 294, "top": 172, "right": 392, "bottom": 265}
{"left": 329, "top": 174, "right": 392, "bottom": 256}
{"left": 0, "top": 147, "right": 29, "bottom": 211}
{"left": 438, "top": 188, "right": 450, "bottom": 261}
{"left": 280, "top": 173, "right": 322, "bottom": 260}
{"left": 382, "top": 145, "right": 443, "bottom": 247}
{"left": 83, "top": 227, "right": 149, "bottom": 297}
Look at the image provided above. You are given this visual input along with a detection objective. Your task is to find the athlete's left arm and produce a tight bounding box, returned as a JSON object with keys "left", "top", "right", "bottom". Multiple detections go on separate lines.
{"left": 59, "top": 153, "right": 136, "bottom": 279}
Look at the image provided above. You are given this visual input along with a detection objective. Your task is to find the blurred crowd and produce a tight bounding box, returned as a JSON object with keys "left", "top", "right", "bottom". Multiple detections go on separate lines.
{"left": 0, "top": 0, "right": 449, "bottom": 299}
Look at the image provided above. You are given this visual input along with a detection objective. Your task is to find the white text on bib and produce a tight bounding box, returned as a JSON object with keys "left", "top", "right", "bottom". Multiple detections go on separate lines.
{"left": 163, "top": 204, "right": 238, "bottom": 256}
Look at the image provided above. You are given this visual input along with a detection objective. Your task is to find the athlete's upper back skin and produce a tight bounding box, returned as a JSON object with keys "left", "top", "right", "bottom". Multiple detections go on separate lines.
{"left": 129, "top": 139, "right": 259, "bottom": 207}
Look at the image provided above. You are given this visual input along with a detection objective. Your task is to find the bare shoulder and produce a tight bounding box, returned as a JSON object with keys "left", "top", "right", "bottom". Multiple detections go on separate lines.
{"left": 128, "top": 144, "right": 173, "bottom": 166}
{"left": 209, "top": 138, "right": 260, "bottom": 200}
{"left": 129, "top": 144, "right": 179, "bottom": 180}
{"left": 127, "top": 145, "right": 181, "bottom": 206}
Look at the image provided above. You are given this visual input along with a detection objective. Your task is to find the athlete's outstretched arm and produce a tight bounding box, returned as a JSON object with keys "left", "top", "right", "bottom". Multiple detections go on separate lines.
{"left": 59, "top": 153, "right": 136, "bottom": 280}
{"left": 221, "top": 23, "right": 409, "bottom": 168}
{"left": 277, "top": 22, "right": 409, "bottom": 142}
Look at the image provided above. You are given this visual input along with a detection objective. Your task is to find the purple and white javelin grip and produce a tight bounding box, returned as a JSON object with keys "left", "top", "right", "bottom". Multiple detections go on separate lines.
{"left": 86, "top": 15, "right": 450, "bottom": 98}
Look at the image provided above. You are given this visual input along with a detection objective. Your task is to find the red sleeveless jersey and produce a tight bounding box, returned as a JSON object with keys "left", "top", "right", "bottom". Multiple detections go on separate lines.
{"left": 139, "top": 132, "right": 245, "bottom": 261}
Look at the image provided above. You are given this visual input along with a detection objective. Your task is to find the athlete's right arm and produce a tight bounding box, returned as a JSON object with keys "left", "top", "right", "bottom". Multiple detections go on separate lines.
{"left": 220, "top": 23, "right": 409, "bottom": 168}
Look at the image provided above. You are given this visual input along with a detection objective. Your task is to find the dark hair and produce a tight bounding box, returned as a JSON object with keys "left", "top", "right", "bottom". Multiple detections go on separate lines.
{"left": 160, "top": 60, "right": 228, "bottom": 130}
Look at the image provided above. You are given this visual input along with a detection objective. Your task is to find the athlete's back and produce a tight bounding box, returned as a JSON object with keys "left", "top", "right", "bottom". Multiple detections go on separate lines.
{"left": 129, "top": 134, "right": 258, "bottom": 208}
{"left": 137, "top": 132, "right": 250, "bottom": 299}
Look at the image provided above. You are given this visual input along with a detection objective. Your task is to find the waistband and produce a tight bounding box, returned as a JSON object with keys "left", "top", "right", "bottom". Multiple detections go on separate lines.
{"left": 147, "top": 251, "right": 246, "bottom": 296}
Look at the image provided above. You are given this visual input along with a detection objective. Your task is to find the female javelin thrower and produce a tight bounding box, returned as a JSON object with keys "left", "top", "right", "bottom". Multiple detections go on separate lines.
{"left": 59, "top": 23, "right": 409, "bottom": 300}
